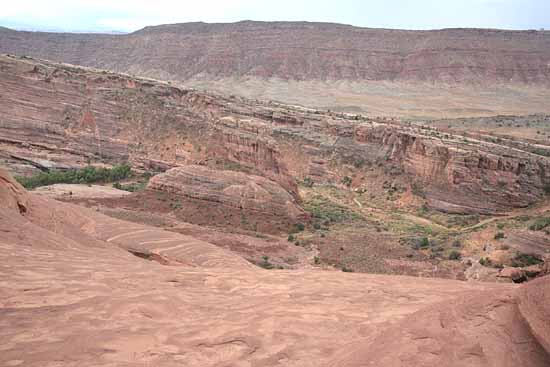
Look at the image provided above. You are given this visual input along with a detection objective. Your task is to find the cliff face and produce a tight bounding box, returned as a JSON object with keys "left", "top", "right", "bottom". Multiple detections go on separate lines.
{"left": 1, "top": 55, "right": 549, "bottom": 215}
{"left": 355, "top": 124, "right": 550, "bottom": 214}
{"left": 1, "top": 22, "right": 550, "bottom": 85}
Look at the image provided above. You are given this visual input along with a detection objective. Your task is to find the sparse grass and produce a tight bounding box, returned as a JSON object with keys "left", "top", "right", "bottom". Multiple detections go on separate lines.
{"left": 529, "top": 217, "right": 550, "bottom": 231}
{"left": 303, "top": 194, "right": 363, "bottom": 224}
{"left": 16, "top": 164, "right": 132, "bottom": 189}
{"left": 302, "top": 176, "right": 314, "bottom": 188}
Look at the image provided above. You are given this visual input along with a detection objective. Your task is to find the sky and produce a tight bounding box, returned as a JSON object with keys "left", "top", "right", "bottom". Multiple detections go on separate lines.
{"left": 1, "top": 0, "right": 549, "bottom": 33}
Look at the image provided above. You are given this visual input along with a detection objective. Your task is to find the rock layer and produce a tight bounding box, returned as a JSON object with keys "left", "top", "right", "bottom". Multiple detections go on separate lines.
{"left": 1, "top": 55, "right": 549, "bottom": 214}
{"left": 147, "top": 165, "right": 306, "bottom": 220}
{"left": 1, "top": 22, "right": 550, "bottom": 84}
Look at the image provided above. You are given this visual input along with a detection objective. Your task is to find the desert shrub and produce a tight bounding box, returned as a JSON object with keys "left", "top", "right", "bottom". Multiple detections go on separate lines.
{"left": 314, "top": 256, "right": 320, "bottom": 265}
{"left": 479, "top": 257, "right": 492, "bottom": 266}
{"left": 259, "top": 256, "right": 274, "bottom": 269}
{"left": 313, "top": 222, "right": 321, "bottom": 230}
{"left": 341, "top": 176, "right": 352, "bottom": 187}
{"left": 448, "top": 250, "right": 462, "bottom": 260}
{"left": 494, "top": 232, "right": 505, "bottom": 240}
{"left": 511, "top": 253, "right": 543, "bottom": 267}
{"left": 16, "top": 164, "right": 132, "bottom": 189}
{"left": 419, "top": 237, "right": 431, "bottom": 248}
{"left": 113, "top": 181, "right": 147, "bottom": 192}
{"left": 302, "top": 176, "right": 314, "bottom": 188}
{"left": 342, "top": 266, "right": 354, "bottom": 273}
{"left": 544, "top": 184, "right": 550, "bottom": 195}
{"left": 287, "top": 234, "right": 295, "bottom": 242}
{"left": 295, "top": 223, "right": 305, "bottom": 232}
{"left": 529, "top": 217, "right": 550, "bottom": 231}
{"left": 496, "top": 223, "right": 505, "bottom": 229}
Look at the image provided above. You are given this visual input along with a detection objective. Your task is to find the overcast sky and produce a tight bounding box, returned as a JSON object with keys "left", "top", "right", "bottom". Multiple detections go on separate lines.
{"left": 1, "top": 0, "right": 549, "bottom": 33}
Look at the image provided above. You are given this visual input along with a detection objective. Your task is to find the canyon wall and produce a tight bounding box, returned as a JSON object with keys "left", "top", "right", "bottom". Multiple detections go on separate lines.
{"left": 1, "top": 55, "right": 549, "bottom": 215}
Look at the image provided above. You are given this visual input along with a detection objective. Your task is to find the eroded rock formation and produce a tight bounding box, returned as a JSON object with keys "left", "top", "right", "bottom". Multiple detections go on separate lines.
{"left": 1, "top": 55, "right": 549, "bottom": 215}
{"left": 1, "top": 166, "right": 549, "bottom": 367}
{"left": 147, "top": 165, "right": 307, "bottom": 222}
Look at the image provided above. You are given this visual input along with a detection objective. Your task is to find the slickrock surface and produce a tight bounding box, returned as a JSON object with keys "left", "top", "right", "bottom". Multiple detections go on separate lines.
{"left": 147, "top": 165, "right": 306, "bottom": 220}
{"left": 1, "top": 169, "right": 549, "bottom": 366}
{"left": 1, "top": 55, "right": 549, "bottom": 214}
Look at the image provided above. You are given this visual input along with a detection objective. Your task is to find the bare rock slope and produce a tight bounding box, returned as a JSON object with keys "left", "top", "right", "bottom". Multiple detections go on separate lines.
{"left": 1, "top": 168, "right": 549, "bottom": 366}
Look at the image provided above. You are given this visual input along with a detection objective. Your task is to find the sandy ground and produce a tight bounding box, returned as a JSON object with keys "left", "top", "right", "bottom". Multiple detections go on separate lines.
{"left": 32, "top": 184, "right": 132, "bottom": 199}
{"left": 186, "top": 78, "right": 550, "bottom": 119}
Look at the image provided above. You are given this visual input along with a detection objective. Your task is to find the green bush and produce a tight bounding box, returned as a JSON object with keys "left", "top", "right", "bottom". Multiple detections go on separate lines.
{"left": 294, "top": 223, "right": 305, "bottom": 232}
{"left": 16, "top": 164, "right": 132, "bottom": 189}
{"left": 287, "top": 234, "right": 295, "bottom": 242}
{"left": 511, "top": 253, "right": 543, "bottom": 267}
{"left": 448, "top": 250, "right": 462, "bottom": 260}
{"left": 341, "top": 176, "right": 352, "bottom": 187}
{"left": 419, "top": 237, "right": 431, "bottom": 248}
{"left": 342, "top": 266, "right": 354, "bottom": 273}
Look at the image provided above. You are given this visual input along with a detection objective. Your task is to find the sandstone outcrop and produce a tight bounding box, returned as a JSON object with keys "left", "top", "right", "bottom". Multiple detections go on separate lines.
{"left": 147, "top": 165, "right": 306, "bottom": 221}
{"left": 354, "top": 123, "right": 550, "bottom": 214}
{"left": 1, "top": 55, "right": 549, "bottom": 215}
{"left": 1, "top": 168, "right": 549, "bottom": 367}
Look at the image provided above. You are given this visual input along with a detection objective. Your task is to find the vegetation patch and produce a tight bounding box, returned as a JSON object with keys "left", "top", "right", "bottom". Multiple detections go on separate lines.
{"left": 511, "top": 253, "right": 543, "bottom": 267}
{"left": 113, "top": 181, "right": 147, "bottom": 192}
{"left": 16, "top": 165, "right": 132, "bottom": 189}
{"left": 529, "top": 217, "right": 550, "bottom": 231}
{"left": 303, "top": 194, "right": 363, "bottom": 224}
